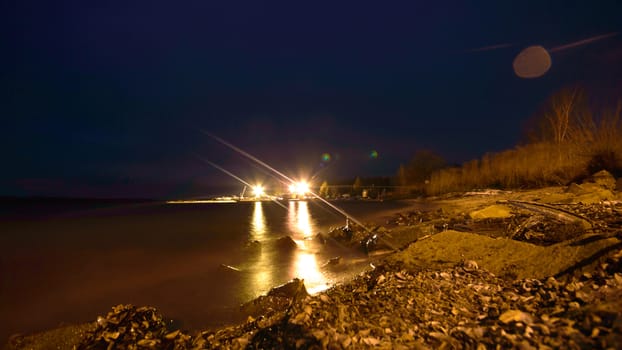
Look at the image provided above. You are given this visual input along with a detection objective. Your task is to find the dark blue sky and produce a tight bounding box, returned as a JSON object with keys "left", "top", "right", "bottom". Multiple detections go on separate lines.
{"left": 3, "top": 1, "right": 621, "bottom": 198}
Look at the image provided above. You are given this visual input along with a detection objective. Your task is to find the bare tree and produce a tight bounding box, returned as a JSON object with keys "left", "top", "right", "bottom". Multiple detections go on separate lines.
{"left": 545, "top": 86, "right": 583, "bottom": 145}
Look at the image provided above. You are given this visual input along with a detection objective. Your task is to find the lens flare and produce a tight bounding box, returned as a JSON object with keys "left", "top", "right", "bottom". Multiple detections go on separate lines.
{"left": 513, "top": 45, "right": 551, "bottom": 78}
{"left": 203, "top": 131, "right": 389, "bottom": 240}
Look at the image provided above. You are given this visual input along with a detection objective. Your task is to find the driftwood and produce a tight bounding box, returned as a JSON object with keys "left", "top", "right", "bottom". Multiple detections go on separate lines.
{"left": 499, "top": 200, "right": 593, "bottom": 230}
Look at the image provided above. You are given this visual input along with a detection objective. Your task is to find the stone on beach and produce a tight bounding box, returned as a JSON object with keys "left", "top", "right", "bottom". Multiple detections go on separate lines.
{"left": 469, "top": 204, "right": 513, "bottom": 220}
{"left": 274, "top": 236, "right": 298, "bottom": 250}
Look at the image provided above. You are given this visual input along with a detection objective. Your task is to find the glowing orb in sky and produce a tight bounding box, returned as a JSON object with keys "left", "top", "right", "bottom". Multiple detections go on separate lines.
{"left": 513, "top": 45, "right": 552, "bottom": 78}
{"left": 369, "top": 150, "right": 378, "bottom": 159}
{"left": 321, "top": 153, "right": 331, "bottom": 162}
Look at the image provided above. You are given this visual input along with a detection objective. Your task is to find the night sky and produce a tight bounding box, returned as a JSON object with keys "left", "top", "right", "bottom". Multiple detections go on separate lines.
{"left": 3, "top": 1, "right": 622, "bottom": 199}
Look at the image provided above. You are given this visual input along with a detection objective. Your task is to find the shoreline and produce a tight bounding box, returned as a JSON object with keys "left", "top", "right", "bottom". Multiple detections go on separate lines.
{"left": 0, "top": 198, "right": 411, "bottom": 344}
{"left": 5, "top": 180, "right": 622, "bottom": 349}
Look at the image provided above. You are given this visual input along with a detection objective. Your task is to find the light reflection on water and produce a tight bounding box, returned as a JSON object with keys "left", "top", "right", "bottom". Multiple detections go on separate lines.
{"left": 288, "top": 201, "right": 328, "bottom": 294}
{"left": 249, "top": 200, "right": 329, "bottom": 295}
{"left": 249, "top": 201, "right": 271, "bottom": 292}
{"left": 290, "top": 201, "right": 314, "bottom": 238}
{"left": 251, "top": 201, "right": 266, "bottom": 240}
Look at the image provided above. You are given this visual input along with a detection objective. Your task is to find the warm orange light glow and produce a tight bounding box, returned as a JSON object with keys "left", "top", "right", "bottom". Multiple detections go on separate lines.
{"left": 294, "top": 252, "right": 328, "bottom": 294}
{"left": 296, "top": 201, "right": 313, "bottom": 237}
{"left": 251, "top": 201, "right": 266, "bottom": 238}
{"left": 287, "top": 200, "right": 329, "bottom": 294}
{"left": 289, "top": 181, "right": 310, "bottom": 195}
{"left": 252, "top": 185, "right": 265, "bottom": 197}
{"left": 249, "top": 201, "right": 272, "bottom": 294}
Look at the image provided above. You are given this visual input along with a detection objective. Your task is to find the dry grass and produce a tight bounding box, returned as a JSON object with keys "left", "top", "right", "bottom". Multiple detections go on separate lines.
{"left": 425, "top": 91, "right": 622, "bottom": 195}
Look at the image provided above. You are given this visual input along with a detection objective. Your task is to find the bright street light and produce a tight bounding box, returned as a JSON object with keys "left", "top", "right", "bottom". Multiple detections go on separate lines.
{"left": 252, "top": 185, "right": 265, "bottom": 197}
{"left": 289, "top": 181, "right": 310, "bottom": 195}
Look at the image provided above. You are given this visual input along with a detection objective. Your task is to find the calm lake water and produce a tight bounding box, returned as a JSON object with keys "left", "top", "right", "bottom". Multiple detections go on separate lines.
{"left": 0, "top": 198, "right": 412, "bottom": 342}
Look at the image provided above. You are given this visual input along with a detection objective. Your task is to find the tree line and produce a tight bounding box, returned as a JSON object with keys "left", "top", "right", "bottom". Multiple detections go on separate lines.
{"left": 399, "top": 86, "right": 622, "bottom": 196}
{"left": 315, "top": 86, "right": 621, "bottom": 198}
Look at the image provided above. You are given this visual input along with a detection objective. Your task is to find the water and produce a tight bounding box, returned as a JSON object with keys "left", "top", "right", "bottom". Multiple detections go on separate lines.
{"left": 0, "top": 198, "right": 411, "bottom": 342}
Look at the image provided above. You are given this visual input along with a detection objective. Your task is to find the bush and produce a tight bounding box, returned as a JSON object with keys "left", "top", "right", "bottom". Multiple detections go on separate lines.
{"left": 587, "top": 149, "right": 622, "bottom": 177}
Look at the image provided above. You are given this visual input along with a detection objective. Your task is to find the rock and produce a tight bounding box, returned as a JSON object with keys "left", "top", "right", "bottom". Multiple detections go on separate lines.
{"left": 240, "top": 279, "right": 308, "bottom": 319}
{"left": 326, "top": 224, "right": 355, "bottom": 242}
{"left": 462, "top": 260, "right": 479, "bottom": 272}
{"left": 566, "top": 183, "right": 585, "bottom": 195}
{"left": 585, "top": 170, "right": 616, "bottom": 191}
{"left": 267, "top": 278, "right": 308, "bottom": 299}
{"left": 275, "top": 236, "right": 298, "bottom": 250}
{"left": 360, "top": 233, "right": 379, "bottom": 254}
{"left": 323, "top": 256, "right": 342, "bottom": 267}
{"left": 469, "top": 205, "right": 513, "bottom": 220}
{"left": 315, "top": 233, "right": 327, "bottom": 244}
{"left": 572, "top": 184, "right": 615, "bottom": 204}
{"left": 499, "top": 310, "right": 534, "bottom": 325}
{"left": 77, "top": 305, "right": 191, "bottom": 349}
